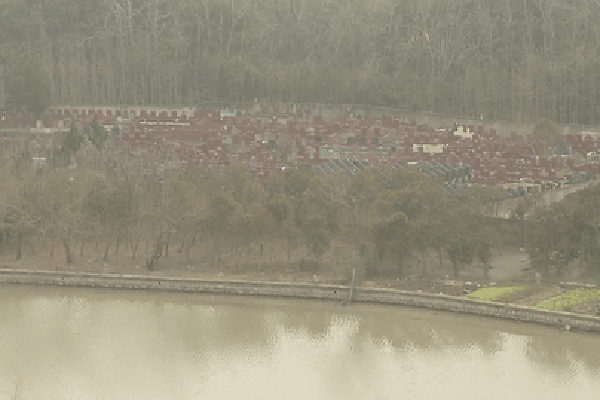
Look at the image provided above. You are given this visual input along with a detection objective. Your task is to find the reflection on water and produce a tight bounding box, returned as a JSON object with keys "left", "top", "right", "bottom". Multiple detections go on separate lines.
{"left": 1, "top": 285, "right": 599, "bottom": 399}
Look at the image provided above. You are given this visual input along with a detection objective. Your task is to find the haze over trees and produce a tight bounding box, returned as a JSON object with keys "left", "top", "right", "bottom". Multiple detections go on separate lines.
{"left": 1, "top": 0, "right": 600, "bottom": 124}
{"left": 0, "top": 138, "right": 513, "bottom": 281}
{"left": 1, "top": 0, "right": 600, "bottom": 284}
{"left": 1, "top": 130, "right": 599, "bottom": 283}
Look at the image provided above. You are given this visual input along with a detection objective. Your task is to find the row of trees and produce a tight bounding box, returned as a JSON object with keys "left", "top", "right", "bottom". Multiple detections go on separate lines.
{"left": 1, "top": 0, "right": 600, "bottom": 124}
{"left": 0, "top": 153, "right": 514, "bottom": 280}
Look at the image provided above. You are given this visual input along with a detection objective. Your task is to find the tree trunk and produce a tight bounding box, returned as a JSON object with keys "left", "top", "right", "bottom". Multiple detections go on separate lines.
{"left": 185, "top": 225, "right": 198, "bottom": 262}
{"left": 164, "top": 231, "right": 170, "bottom": 257}
{"left": 132, "top": 237, "right": 140, "bottom": 260}
{"left": 15, "top": 231, "right": 22, "bottom": 261}
{"left": 520, "top": 216, "right": 525, "bottom": 248}
{"left": 103, "top": 236, "right": 115, "bottom": 261}
{"left": 146, "top": 232, "right": 164, "bottom": 270}
{"left": 63, "top": 238, "right": 73, "bottom": 264}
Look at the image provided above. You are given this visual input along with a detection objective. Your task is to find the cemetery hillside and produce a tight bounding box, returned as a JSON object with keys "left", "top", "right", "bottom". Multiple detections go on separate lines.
{"left": 4, "top": 0, "right": 600, "bottom": 316}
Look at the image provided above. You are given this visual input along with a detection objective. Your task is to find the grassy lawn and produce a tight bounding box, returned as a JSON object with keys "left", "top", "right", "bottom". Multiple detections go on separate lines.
{"left": 468, "top": 286, "right": 523, "bottom": 301}
{"left": 535, "top": 289, "right": 600, "bottom": 311}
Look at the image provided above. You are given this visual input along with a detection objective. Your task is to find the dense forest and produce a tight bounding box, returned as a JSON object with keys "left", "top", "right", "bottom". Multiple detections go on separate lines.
{"left": 1, "top": 0, "right": 600, "bottom": 124}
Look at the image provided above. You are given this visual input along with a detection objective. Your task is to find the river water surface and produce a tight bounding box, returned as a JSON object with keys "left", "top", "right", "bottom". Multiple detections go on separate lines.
{"left": 1, "top": 284, "right": 600, "bottom": 399}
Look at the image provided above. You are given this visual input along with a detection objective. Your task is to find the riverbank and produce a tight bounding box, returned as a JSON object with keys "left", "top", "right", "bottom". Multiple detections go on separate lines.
{"left": 1, "top": 268, "right": 599, "bottom": 333}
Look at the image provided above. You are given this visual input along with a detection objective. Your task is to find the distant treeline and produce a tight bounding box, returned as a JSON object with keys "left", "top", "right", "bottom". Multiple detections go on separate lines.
{"left": 1, "top": 0, "right": 599, "bottom": 124}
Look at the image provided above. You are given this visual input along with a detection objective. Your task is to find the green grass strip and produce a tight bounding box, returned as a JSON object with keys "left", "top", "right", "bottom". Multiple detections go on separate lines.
{"left": 535, "top": 289, "right": 600, "bottom": 311}
{"left": 468, "top": 286, "right": 523, "bottom": 301}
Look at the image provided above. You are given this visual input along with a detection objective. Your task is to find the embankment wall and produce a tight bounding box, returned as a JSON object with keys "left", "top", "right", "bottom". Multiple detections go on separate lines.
{"left": 1, "top": 268, "right": 598, "bottom": 332}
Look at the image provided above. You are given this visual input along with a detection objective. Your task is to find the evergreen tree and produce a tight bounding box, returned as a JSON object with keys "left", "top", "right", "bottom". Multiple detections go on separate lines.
{"left": 54, "top": 124, "right": 83, "bottom": 167}
{"left": 87, "top": 118, "right": 107, "bottom": 150}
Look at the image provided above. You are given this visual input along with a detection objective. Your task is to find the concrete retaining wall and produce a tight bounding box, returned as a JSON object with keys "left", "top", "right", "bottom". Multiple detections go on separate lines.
{"left": 1, "top": 269, "right": 599, "bottom": 333}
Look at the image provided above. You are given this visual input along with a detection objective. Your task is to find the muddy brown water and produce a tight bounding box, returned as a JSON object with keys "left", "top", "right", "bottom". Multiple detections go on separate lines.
{"left": 1, "top": 284, "right": 599, "bottom": 400}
